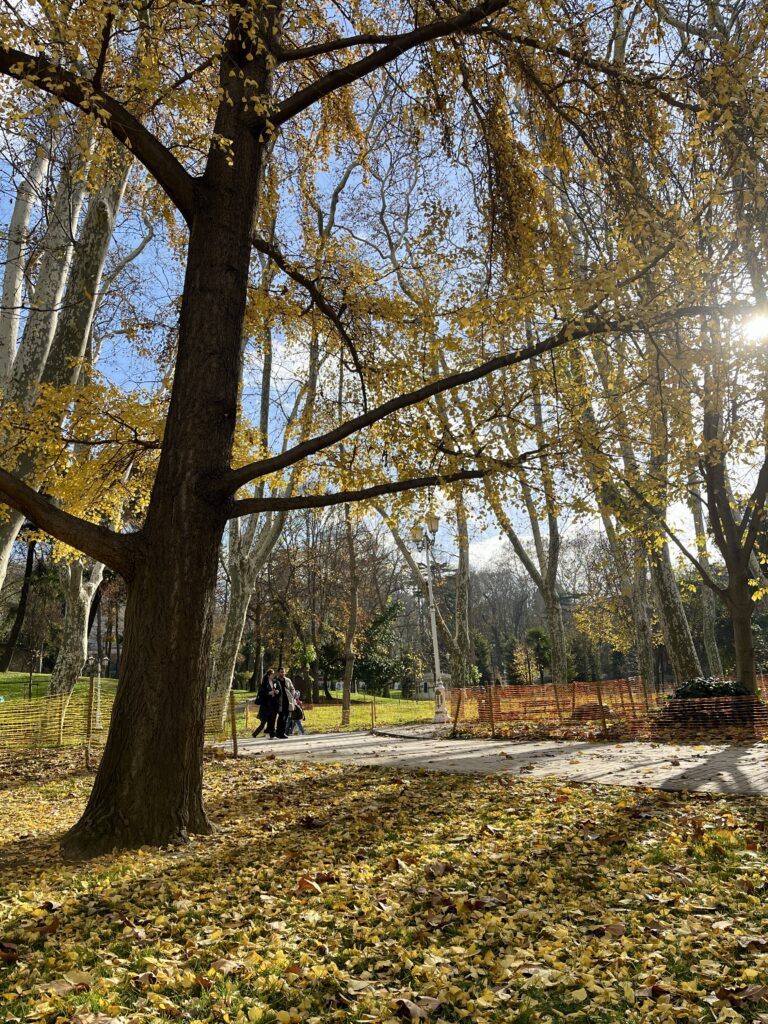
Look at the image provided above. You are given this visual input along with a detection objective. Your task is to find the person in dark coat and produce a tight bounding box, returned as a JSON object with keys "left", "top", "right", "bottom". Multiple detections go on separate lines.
{"left": 274, "top": 666, "right": 294, "bottom": 738}
{"left": 252, "top": 669, "right": 278, "bottom": 738}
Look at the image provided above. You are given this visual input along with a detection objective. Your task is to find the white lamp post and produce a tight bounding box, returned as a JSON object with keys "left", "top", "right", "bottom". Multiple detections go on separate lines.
{"left": 410, "top": 515, "right": 450, "bottom": 724}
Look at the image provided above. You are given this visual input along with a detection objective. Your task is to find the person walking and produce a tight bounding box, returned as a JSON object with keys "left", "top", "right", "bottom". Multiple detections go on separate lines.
{"left": 252, "top": 669, "right": 278, "bottom": 738}
{"left": 275, "top": 666, "right": 295, "bottom": 738}
{"left": 288, "top": 692, "right": 306, "bottom": 735}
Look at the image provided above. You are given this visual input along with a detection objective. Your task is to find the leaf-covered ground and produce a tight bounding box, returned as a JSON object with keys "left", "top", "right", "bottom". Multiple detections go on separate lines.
{"left": 2, "top": 750, "right": 768, "bottom": 1024}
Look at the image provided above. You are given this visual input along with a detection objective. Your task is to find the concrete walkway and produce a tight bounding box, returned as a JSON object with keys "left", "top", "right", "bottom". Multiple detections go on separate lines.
{"left": 236, "top": 729, "right": 768, "bottom": 796}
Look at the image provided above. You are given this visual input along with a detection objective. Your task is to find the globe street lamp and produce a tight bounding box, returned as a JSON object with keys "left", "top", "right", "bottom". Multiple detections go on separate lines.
{"left": 410, "top": 515, "right": 450, "bottom": 724}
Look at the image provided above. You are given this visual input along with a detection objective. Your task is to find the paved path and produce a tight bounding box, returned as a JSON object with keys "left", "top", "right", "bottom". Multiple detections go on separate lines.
{"left": 235, "top": 729, "right": 768, "bottom": 795}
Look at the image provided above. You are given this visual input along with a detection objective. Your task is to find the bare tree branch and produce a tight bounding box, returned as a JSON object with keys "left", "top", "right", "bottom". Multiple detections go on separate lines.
{"left": 0, "top": 46, "right": 197, "bottom": 221}
{"left": 0, "top": 470, "right": 138, "bottom": 578}
{"left": 251, "top": 233, "right": 367, "bottom": 408}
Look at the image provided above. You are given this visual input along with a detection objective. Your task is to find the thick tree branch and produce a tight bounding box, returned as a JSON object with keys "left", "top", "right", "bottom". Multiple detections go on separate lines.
{"left": 0, "top": 470, "right": 138, "bottom": 578}
{"left": 251, "top": 233, "right": 367, "bottom": 407}
{"left": 209, "top": 301, "right": 750, "bottom": 500}
{"left": 227, "top": 468, "right": 487, "bottom": 518}
{"left": 0, "top": 46, "right": 197, "bottom": 222}
{"left": 271, "top": 0, "right": 510, "bottom": 127}
{"left": 274, "top": 33, "right": 404, "bottom": 63}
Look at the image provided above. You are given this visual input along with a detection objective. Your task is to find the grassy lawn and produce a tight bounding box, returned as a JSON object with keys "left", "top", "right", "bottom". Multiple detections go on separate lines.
{"left": 231, "top": 691, "right": 434, "bottom": 736}
{"left": 1, "top": 750, "right": 768, "bottom": 1023}
{"left": 0, "top": 675, "right": 434, "bottom": 743}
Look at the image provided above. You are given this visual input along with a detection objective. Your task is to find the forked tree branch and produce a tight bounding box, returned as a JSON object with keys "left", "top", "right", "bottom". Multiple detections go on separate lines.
{"left": 0, "top": 46, "right": 197, "bottom": 221}
{"left": 251, "top": 234, "right": 367, "bottom": 407}
{"left": 0, "top": 470, "right": 138, "bottom": 578}
{"left": 227, "top": 468, "right": 487, "bottom": 518}
{"left": 271, "top": 0, "right": 511, "bottom": 127}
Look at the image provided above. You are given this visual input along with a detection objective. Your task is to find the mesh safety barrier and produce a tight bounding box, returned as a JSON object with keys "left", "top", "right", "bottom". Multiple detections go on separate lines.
{"left": 447, "top": 678, "right": 768, "bottom": 741}
{"left": 0, "top": 687, "right": 434, "bottom": 751}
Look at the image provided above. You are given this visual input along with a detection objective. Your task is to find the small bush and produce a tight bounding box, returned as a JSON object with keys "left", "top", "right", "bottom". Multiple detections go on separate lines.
{"left": 234, "top": 671, "right": 252, "bottom": 691}
{"left": 672, "top": 677, "right": 753, "bottom": 699}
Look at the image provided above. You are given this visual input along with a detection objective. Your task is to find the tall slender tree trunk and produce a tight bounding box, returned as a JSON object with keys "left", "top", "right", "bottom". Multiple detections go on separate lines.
{"left": 450, "top": 492, "right": 473, "bottom": 687}
{"left": 341, "top": 510, "right": 358, "bottom": 727}
{"left": 543, "top": 584, "right": 568, "bottom": 685}
{"left": 0, "top": 146, "right": 51, "bottom": 377}
{"left": 631, "top": 546, "right": 655, "bottom": 690}
{"left": 0, "top": 537, "right": 35, "bottom": 671}
{"left": 689, "top": 481, "right": 724, "bottom": 676}
{"left": 650, "top": 544, "right": 702, "bottom": 683}
{"left": 49, "top": 559, "right": 104, "bottom": 695}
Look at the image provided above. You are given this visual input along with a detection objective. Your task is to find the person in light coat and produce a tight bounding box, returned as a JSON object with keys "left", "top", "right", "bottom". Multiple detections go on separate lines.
{"left": 275, "top": 666, "right": 295, "bottom": 738}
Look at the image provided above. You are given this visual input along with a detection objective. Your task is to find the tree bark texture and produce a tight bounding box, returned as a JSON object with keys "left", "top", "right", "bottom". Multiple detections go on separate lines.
{"left": 650, "top": 543, "right": 702, "bottom": 683}
{"left": 48, "top": 559, "right": 104, "bottom": 695}
{"left": 0, "top": 146, "right": 51, "bottom": 378}
{"left": 0, "top": 537, "right": 36, "bottom": 671}
{"left": 61, "top": 25, "right": 273, "bottom": 856}
{"left": 341, "top": 509, "right": 358, "bottom": 727}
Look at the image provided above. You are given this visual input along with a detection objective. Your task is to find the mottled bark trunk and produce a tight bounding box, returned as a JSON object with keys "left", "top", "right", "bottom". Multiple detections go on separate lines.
{"left": 48, "top": 559, "right": 104, "bottom": 695}
{"left": 0, "top": 538, "right": 35, "bottom": 671}
{"left": 341, "top": 510, "right": 357, "bottom": 727}
{"left": 543, "top": 584, "right": 568, "bottom": 685}
{"left": 0, "top": 157, "right": 130, "bottom": 594}
{"left": 650, "top": 544, "right": 702, "bottom": 683}
{"left": 8, "top": 137, "right": 91, "bottom": 407}
{"left": 210, "top": 568, "right": 249, "bottom": 699}
{"left": 0, "top": 147, "right": 51, "bottom": 378}
{"left": 450, "top": 493, "right": 473, "bottom": 687}
{"left": 689, "top": 481, "right": 724, "bottom": 676}
{"left": 631, "top": 547, "right": 655, "bottom": 691}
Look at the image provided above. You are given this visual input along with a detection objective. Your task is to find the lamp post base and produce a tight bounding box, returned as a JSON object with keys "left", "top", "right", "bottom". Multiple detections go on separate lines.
{"left": 432, "top": 682, "right": 450, "bottom": 725}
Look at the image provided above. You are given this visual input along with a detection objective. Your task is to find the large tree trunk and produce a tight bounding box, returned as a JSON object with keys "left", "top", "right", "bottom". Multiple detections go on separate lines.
{"left": 650, "top": 543, "right": 702, "bottom": 683}
{"left": 0, "top": 537, "right": 35, "bottom": 671}
{"left": 61, "top": 31, "right": 271, "bottom": 857}
{"left": 48, "top": 559, "right": 104, "bottom": 695}
{"left": 729, "top": 588, "right": 757, "bottom": 695}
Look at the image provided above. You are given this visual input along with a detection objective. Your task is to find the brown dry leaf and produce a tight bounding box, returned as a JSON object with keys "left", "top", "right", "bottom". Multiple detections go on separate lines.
{"left": 716, "top": 984, "right": 768, "bottom": 1005}
{"left": 736, "top": 934, "right": 768, "bottom": 950}
{"left": 45, "top": 970, "right": 93, "bottom": 997}
{"left": 298, "top": 814, "right": 325, "bottom": 829}
{"left": 606, "top": 922, "right": 626, "bottom": 938}
{"left": 297, "top": 876, "right": 322, "bottom": 895}
{"left": 424, "top": 861, "right": 453, "bottom": 879}
{"left": 132, "top": 970, "right": 158, "bottom": 988}
{"left": 393, "top": 997, "right": 428, "bottom": 1020}
{"left": 0, "top": 939, "right": 19, "bottom": 962}
{"left": 209, "top": 958, "right": 245, "bottom": 975}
